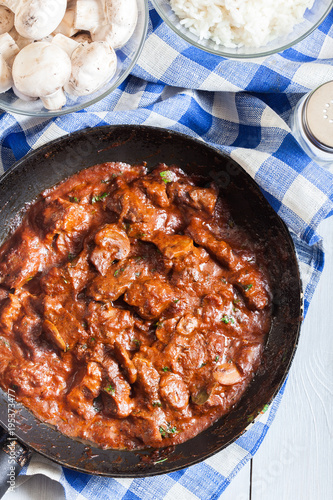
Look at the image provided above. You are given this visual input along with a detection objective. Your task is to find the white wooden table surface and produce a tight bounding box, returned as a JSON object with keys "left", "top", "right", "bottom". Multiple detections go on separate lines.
{"left": 3, "top": 216, "right": 333, "bottom": 500}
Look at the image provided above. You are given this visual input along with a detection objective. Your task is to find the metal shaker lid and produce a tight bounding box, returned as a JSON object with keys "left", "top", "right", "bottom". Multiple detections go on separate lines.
{"left": 302, "top": 81, "right": 333, "bottom": 152}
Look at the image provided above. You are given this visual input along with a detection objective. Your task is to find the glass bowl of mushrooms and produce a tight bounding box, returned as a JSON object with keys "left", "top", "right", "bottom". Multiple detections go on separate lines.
{"left": 0, "top": 0, "right": 148, "bottom": 117}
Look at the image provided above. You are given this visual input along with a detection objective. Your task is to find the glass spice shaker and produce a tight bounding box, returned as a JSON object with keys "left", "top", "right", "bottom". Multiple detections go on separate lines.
{"left": 290, "top": 81, "right": 333, "bottom": 168}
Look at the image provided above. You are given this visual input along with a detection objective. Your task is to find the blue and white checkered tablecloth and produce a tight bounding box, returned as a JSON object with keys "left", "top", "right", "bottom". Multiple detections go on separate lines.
{"left": 1, "top": 4, "right": 333, "bottom": 499}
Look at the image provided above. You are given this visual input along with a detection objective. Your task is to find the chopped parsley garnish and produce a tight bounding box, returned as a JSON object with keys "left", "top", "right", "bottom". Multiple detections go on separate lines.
{"left": 105, "top": 385, "right": 115, "bottom": 395}
{"left": 159, "top": 426, "right": 167, "bottom": 437}
{"left": 63, "top": 277, "right": 68, "bottom": 284}
{"left": 173, "top": 299, "right": 180, "bottom": 303}
{"left": 69, "top": 196, "right": 79, "bottom": 203}
{"left": 215, "top": 355, "right": 219, "bottom": 362}
{"left": 200, "top": 362, "right": 207, "bottom": 368}
{"left": 154, "top": 457, "right": 168, "bottom": 464}
{"left": 162, "top": 367, "right": 169, "bottom": 372}
{"left": 114, "top": 268, "right": 124, "bottom": 276}
{"left": 159, "top": 171, "right": 173, "bottom": 184}
{"left": 92, "top": 192, "right": 109, "bottom": 204}
{"left": 159, "top": 424, "right": 177, "bottom": 437}
{"left": 221, "top": 315, "right": 235, "bottom": 324}
{"left": 152, "top": 401, "right": 162, "bottom": 408}
{"left": 133, "top": 339, "right": 141, "bottom": 347}
{"left": 242, "top": 284, "right": 253, "bottom": 292}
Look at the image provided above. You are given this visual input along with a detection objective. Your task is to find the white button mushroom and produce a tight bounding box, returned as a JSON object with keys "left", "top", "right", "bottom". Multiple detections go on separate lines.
{"left": 54, "top": 2, "right": 78, "bottom": 38}
{"left": 92, "top": 0, "right": 138, "bottom": 49}
{"left": 0, "top": 0, "right": 19, "bottom": 13}
{"left": 9, "top": 27, "right": 33, "bottom": 50}
{"left": 74, "top": 0, "right": 106, "bottom": 32}
{"left": 0, "top": 32, "right": 19, "bottom": 94}
{"left": 12, "top": 41, "right": 71, "bottom": 110}
{"left": 0, "top": 32, "right": 19, "bottom": 67}
{"left": 0, "top": 6, "right": 14, "bottom": 35}
{"left": 64, "top": 41, "right": 117, "bottom": 97}
{"left": 15, "top": 0, "right": 67, "bottom": 40}
{"left": 0, "top": 55, "right": 12, "bottom": 93}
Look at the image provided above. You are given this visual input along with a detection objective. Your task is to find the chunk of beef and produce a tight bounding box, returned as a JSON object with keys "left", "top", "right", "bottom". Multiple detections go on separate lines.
{"left": 124, "top": 278, "right": 174, "bottom": 320}
{"left": 159, "top": 373, "right": 189, "bottom": 410}
{"left": 90, "top": 224, "right": 130, "bottom": 276}
{"left": 33, "top": 197, "right": 93, "bottom": 246}
{"left": 132, "top": 357, "right": 160, "bottom": 403}
{"left": 86, "top": 302, "right": 134, "bottom": 346}
{"left": 233, "top": 267, "right": 270, "bottom": 310}
{"left": 168, "top": 182, "right": 218, "bottom": 214}
{"left": 186, "top": 218, "right": 240, "bottom": 271}
{"left": 67, "top": 361, "right": 102, "bottom": 419}
{"left": 113, "top": 342, "right": 137, "bottom": 384}
{"left": 152, "top": 233, "right": 194, "bottom": 260}
{"left": 101, "top": 357, "right": 134, "bottom": 418}
{"left": 0, "top": 227, "right": 49, "bottom": 288}
{"left": 138, "top": 179, "right": 170, "bottom": 208}
{"left": 107, "top": 184, "right": 181, "bottom": 238}
{"left": 67, "top": 247, "right": 95, "bottom": 293}
{"left": 87, "top": 257, "right": 149, "bottom": 302}
{"left": 0, "top": 294, "right": 21, "bottom": 332}
{"left": 43, "top": 297, "right": 87, "bottom": 351}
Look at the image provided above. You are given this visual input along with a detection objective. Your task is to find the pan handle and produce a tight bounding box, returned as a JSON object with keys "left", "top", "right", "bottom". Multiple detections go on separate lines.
{"left": 0, "top": 429, "right": 31, "bottom": 499}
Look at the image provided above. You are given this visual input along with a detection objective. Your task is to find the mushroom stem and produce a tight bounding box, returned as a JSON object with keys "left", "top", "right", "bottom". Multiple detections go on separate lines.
{"left": 54, "top": 6, "right": 78, "bottom": 38}
{"left": 52, "top": 33, "right": 79, "bottom": 57}
{"left": 41, "top": 88, "right": 67, "bottom": 110}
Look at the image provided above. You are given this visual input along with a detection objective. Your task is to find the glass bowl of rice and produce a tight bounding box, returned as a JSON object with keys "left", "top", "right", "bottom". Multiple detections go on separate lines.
{"left": 151, "top": 0, "right": 333, "bottom": 58}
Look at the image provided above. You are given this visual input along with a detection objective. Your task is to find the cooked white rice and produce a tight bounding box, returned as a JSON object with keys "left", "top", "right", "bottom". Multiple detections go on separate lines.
{"left": 170, "top": 0, "right": 314, "bottom": 48}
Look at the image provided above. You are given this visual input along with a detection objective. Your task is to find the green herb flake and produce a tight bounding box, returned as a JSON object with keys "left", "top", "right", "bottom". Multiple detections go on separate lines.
{"left": 114, "top": 269, "right": 120, "bottom": 277}
{"left": 162, "top": 367, "right": 169, "bottom": 372}
{"left": 221, "top": 315, "right": 235, "bottom": 325}
{"left": 169, "top": 426, "right": 177, "bottom": 434}
{"left": 173, "top": 299, "right": 180, "bottom": 303}
{"left": 261, "top": 403, "right": 270, "bottom": 414}
{"left": 159, "top": 171, "right": 174, "bottom": 184}
{"left": 200, "top": 362, "right": 207, "bottom": 368}
{"left": 105, "top": 385, "right": 115, "bottom": 395}
{"left": 0, "top": 338, "right": 10, "bottom": 348}
{"left": 133, "top": 339, "right": 141, "bottom": 347}
{"left": 69, "top": 196, "right": 79, "bottom": 203}
{"left": 159, "top": 426, "right": 167, "bottom": 437}
{"left": 92, "top": 192, "right": 109, "bottom": 204}
{"left": 242, "top": 284, "right": 253, "bottom": 292}
{"left": 152, "top": 401, "right": 162, "bottom": 408}
{"left": 215, "top": 355, "right": 219, "bottom": 362}
{"left": 63, "top": 277, "right": 69, "bottom": 284}
{"left": 154, "top": 457, "right": 168, "bottom": 464}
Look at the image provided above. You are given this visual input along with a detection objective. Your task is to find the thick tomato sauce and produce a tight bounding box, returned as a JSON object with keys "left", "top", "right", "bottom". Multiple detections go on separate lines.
{"left": 0, "top": 162, "right": 271, "bottom": 449}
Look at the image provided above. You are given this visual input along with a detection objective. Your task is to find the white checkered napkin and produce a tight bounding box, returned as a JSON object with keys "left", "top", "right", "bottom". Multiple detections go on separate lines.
{"left": 0, "top": 5, "right": 333, "bottom": 499}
